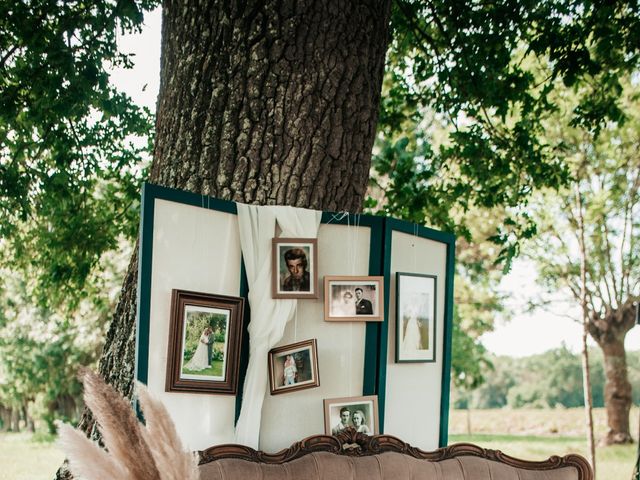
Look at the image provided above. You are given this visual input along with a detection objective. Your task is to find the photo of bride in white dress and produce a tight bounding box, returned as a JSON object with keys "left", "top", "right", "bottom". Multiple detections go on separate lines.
{"left": 396, "top": 273, "right": 436, "bottom": 362}
{"left": 401, "top": 303, "right": 425, "bottom": 353}
{"left": 331, "top": 290, "right": 356, "bottom": 317}
{"left": 180, "top": 305, "right": 230, "bottom": 380}
{"left": 184, "top": 327, "right": 212, "bottom": 371}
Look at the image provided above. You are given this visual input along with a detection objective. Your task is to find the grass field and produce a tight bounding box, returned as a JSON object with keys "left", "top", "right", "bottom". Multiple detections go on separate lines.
{"left": 450, "top": 407, "right": 639, "bottom": 480}
{"left": 183, "top": 359, "right": 223, "bottom": 377}
{"left": 0, "top": 432, "right": 64, "bottom": 480}
{"left": 2, "top": 407, "right": 637, "bottom": 479}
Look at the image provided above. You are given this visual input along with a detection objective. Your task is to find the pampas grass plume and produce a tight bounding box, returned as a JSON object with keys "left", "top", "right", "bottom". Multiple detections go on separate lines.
{"left": 58, "top": 369, "right": 200, "bottom": 480}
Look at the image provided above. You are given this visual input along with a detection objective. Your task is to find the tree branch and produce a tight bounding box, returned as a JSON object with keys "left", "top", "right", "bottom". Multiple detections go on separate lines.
{"left": 601, "top": 220, "right": 620, "bottom": 305}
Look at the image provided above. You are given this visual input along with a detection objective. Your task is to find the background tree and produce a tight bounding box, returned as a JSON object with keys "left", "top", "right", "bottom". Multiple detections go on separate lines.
{"left": 372, "top": 0, "right": 640, "bottom": 264}
{"left": 0, "top": 244, "right": 130, "bottom": 433}
{"left": 453, "top": 348, "right": 640, "bottom": 411}
{"left": 55, "top": 4, "right": 394, "bottom": 477}
{"left": 0, "top": 0, "right": 154, "bottom": 310}
{"left": 370, "top": 3, "right": 640, "bottom": 437}
{"left": 527, "top": 84, "right": 640, "bottom": 445}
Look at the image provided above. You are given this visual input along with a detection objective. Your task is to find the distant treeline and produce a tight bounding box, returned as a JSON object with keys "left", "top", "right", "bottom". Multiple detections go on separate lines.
{"left": 453, "top": 346, "right": 640, "bottom": 409}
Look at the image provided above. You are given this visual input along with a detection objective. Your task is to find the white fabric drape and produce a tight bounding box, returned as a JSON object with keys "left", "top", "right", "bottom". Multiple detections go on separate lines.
{"left": 234, "top": 204, "right": 322, "bottom": 448}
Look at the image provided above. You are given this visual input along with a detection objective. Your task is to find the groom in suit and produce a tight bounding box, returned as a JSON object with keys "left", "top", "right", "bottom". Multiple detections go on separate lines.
{"left": 354, "top": 287, "right": 373, "bottom": 315}
{"left": 205, "top": 327, "right": 214, "bottom": 365}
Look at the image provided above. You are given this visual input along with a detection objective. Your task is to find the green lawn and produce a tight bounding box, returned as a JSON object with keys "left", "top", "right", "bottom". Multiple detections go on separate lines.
{"left": 449, "top": 408, "right": 639, "bottom": 480}
{"left": 0, "top": 432, "right": 64, "bottom": 480}
{"left": 2, "top": 408, "right": 637, "bottom": 480}
{"left": 182, "top": 359, "right": 223, "bottom": 377}
{"left": 449, "top": 433, "right": 635, "bottom": 480}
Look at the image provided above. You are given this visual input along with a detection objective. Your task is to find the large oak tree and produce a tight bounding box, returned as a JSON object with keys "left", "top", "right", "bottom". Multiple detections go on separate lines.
{"left": 1, "top": 1, "right": 640, "bottom": 477}
{"left": 56, "top": 1, "right": 393, "bottom": 476}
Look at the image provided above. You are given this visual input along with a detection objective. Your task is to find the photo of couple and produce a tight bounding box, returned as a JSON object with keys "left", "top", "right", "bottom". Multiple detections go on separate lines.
{"left": 180, "top": 305, "right": 229, "bottom": 380}
{"left": 324, "top": 395, "right": 378, "bottom": 436}
{"left": 330, "top": 287, "right": 374, "bottom": 316}
{"left": 331, "top": 407, "right": 371, "bottom": 435}
{"left": 324, "top": 276, "right": 384, "bottom": 321}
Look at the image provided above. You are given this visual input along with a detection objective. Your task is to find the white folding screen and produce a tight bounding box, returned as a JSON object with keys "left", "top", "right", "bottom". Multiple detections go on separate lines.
{"left": 136, "top": 184, "right": 454, "bottom": 453}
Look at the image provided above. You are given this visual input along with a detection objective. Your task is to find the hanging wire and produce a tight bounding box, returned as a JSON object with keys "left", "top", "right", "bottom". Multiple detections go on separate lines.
{"left": 351, "top": 213, "right": 362, "bottom": 276}
{"left": 349, "top": 321, "right": 354, "bottom": 391}
{"left": 324, "top": 211, "right": 349, "bottom": 225}
{"left": 294, "top": 302, "right": 298, "bottom": 342}
{"left": 413, "top": 222, "right": 419, "bottom": 271}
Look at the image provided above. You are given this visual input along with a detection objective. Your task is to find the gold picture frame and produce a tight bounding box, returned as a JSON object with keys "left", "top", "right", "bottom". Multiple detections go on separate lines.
{"left": 323, "top": 275, "right": 384, "bottom": 321}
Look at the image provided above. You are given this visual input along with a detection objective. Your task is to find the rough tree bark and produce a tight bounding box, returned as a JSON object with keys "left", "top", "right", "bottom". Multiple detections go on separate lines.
{"left": 587, "top": 299, "right": 637, "bottom": 445}
{"left": 55, "top": 0, "right": 392, "bottom": 478}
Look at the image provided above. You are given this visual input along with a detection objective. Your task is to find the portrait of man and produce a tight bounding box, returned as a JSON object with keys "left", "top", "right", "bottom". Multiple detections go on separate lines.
{"left": 332, "top": 407, "right": 351, "bottom": 435}
{"left": 272, "top": 238, "right": 318, "bottom": 299}
{"left": 354, "top": 287, "right": 373, "bottom": 315}
{"left": 282, "top": 247, "right": 310, "bottom": 292}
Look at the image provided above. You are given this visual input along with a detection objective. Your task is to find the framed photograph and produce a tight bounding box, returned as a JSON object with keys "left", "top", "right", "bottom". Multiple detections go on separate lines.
{"left": 323, "top": 395, "right": 379, "bottom": 436}
{"left": 324, "top": 276, "right": 384, "bottom": 321}
{"left": 268, "top": 339, "right": 320, "bottom": 395}
{"left": 272, "top": 238, "right": 319, "bottom": 299}
{"left": 165, "top": 289, "right": 244, "bottom": 394}
{"left": 396, "top": 272, "right": 437, "bottom": 363}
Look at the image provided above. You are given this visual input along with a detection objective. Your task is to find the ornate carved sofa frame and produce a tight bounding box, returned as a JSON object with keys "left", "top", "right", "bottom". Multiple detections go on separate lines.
{"left": 198, "top": 428, "right": 593, "bottom": 480}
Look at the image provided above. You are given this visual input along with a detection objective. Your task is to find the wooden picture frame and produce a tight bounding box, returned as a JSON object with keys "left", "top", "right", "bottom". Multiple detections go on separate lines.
{"left": 272, "top": 238, "right": 319, "bottom": 299}
{"left": 396, "top": 272, "right": 437, "bottom": 363}
{"left": 165, "top": 289, "right": 244, "bottom": 395}
{"left": 323, "top": 395, "right": 379, "bottom": 436}
{"left": 268, "top": 339, "right": 320, "bottom": 395}
{"left": 324, "top": 276, "right": 384, "bottom": 321}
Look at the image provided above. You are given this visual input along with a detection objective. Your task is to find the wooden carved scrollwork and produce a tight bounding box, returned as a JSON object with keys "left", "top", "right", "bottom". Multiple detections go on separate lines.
{"left": 198, "top": 427, "right": 593, "bottom": 480}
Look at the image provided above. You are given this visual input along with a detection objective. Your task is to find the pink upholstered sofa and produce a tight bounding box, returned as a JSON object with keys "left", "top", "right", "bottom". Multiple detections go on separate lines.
{"left": 198, "top": 428, "right": 593, "bottom": 480}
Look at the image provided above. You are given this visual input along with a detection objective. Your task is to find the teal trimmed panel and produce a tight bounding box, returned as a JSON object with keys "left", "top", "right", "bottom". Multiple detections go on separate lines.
{"left": 439, "top": 239, "right": 455, "bottom": 447}
{"left": 135, "top": 184, "right": 453, "bottom": 443}
{"left": 135, "top": 183, "right": 238, "bottom": 387}
{"left": 135, "top": 183, "right": 156, "bottom": 385}
{"left": 382, "top": 217, "right": 455, "bottom": 447}
{"left": 376, "top": 217, "right": 392, "bottom": 431}
{"left": 363, "top": 215, "right": 385, "bottom": 399}
{"left": 235, "top": 258, "right": 251, "bottom": 424}
{"left": 319, "top": 212, "right": 385, "bottom": 402}
{"left": 141, "top": 182, "right": 237, "bottom": 214}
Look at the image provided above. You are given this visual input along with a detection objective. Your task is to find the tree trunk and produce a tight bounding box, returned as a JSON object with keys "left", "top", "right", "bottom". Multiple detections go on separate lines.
{"left": 574, "top": 182, "right": 595, "bottom": 471}
{"left": 588, "top": 301, "right": 637, "bottom": 446}
{"left": 0, "top": 405, "right": 10, "bottom": 432}
{"left": 10, "top": 407, "right": 20, "bottom": 432}
{"left": 152, "top": 0, "right": 390, "bottom": 211}
{"left": 55, "top": 1, "right": 392, "bottom": 478}
{"left": 23, "top": 403, "right": 35, "bottom": 433}
{"left": 579, "top": 330, "right": 596, "bottom": 465}
{"left": 601, "top": 337, "right": 633, "bottom": 444}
